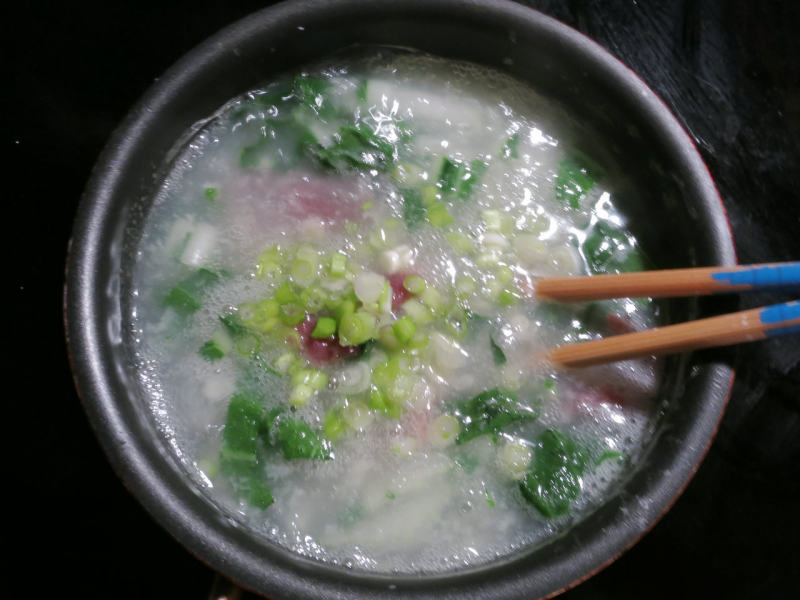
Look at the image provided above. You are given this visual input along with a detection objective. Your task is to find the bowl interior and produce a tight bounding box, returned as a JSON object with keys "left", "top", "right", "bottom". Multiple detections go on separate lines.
{"left": 67, "top": 2, "right": 735, "bottom": 599}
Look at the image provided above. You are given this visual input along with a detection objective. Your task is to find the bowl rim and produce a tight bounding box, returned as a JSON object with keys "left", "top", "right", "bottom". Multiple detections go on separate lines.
{"left": 64, "top": 1, "right": 736, "bottom": 598}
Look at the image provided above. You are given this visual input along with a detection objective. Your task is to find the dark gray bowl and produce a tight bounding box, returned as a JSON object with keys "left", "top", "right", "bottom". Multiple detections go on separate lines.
{"left": 64, "top": 1, "right": 736, "bottom": 598}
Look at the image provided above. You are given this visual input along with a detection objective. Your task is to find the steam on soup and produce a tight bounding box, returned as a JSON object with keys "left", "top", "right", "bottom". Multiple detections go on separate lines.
{"left": 131, "top": 51, "right": 660, "bottom": 573}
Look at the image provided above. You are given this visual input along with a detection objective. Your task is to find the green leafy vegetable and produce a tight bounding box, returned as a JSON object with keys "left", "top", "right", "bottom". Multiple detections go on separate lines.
{"left": 356, "top": 79, "right": 368, "bottom": 103}
{"left": 457, "top": 159, "right": 488, "bottom": 200}
{"left": 555, "top": 156, "right": 596, "bottom": 209}
{"left": 240, "top": 119, "right": 318, "bottom": 169}
{"left": 596, "top": 450, "right": 625, "bottom": 466}
{"left": 220, "top": 392, "right": 263, "bottom": 474}
{"left": 219, "top": 313, "right": 249, "bottom": 338}
{"left": 501, "top": 133, "right": 520, "bottom": 159}
{"left": 401, "top": 188, "right": 426, "bottom": 230}
{"left": 582, "top": 220, "right": 645, "bottom": 274}
{"left": 219, "top": 392, "right": 274, "bottom": 509}
{"left": 199, "top": 339, "right": 225, "bottom": 361}
{"left": 454, "top": 388, "right": 539, "bottom": 444}
{"left": 437, "top": 157, "right": 488, "bottom": 200}
{"left": 438, "top": 157, "right": 462, "bottom": 193}
{"left": 204, "top": 187, "right": 219, "bottom": 201}
{"left": 489, "top": 336, "right": 507, "bottom": 365}
{"left": 163, "top": 268, "right": 220, "bottom": 315}
{"left": 276, "top": 418, "right": 331, "bottom": 460}
{"left": 520, "top": 429, "right": 586, "bottom": 517}
{"left": 293, "top": 75, "right": 331, "bottom": 110}
{"left": 310, "top": 123, "right": 395, "bottom": 173}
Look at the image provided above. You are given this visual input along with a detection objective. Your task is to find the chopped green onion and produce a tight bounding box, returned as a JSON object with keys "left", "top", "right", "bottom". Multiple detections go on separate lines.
{"left": 300, "top": 286, "right": 327, "bottom": 313}
{"left": 444, "top": 306, "right": 470, "bottom": 339}
{"left": 333, "top": 298, "right": 357, "bottom": 322}
{"left": 407, "top": 330, "right": 429, "bottom": 350}
{"left": 274, "top": 282, "right": 296, "bottom": 304}
{"left": 402, "top": 275, "right": 426, "bottom": 295}
{"left": 401, "top": 298, "right": 434, "bottom": 325}
{"left": 291, "top": 368, "right": 329, "bottom": 391}
{"left": 425, "top": 200, "right": 453, "bottom": 227}
{"left": 204, "top": 187, "right": 219, "bottom": 201}
{"left": 392, "top": 316, "right": 418, "bottom": 344}
{"left": 255, "top": 245, "right": 282, "bottom": 279}
{"left": 596, "top": 450, "right": 625, "bottom": 466}
{"left": 354, "top": 272, "right": 387, "bottom": 304}
{"left": 235, "top": 332, "right": 261, "bottom": 356}
{"left": 428, "top": 415, "right": 460, "bottom": 448}
{"left": 369, "top": 386, "right": 388, "bottom": 411}
{"left": 329, "top": 253, "right": 347, "bottom": 277}
{"left": 290, "top": 258, "right": 316, "bottom": 286}
{"left": 419, "top": 286, "right": 445, "bottom": 313}
{"left": 455, "top": 276, "right": 477, "bottom": 297}
{"left": 446, "top": 231, "right": 474, "bottom": 253}
{"left": 311, "top": 317, "right": 337, "bottom": 339}
{"left": 289, "top": 383, "right": 314, "bottom": 406}
{"left": 342, "top": 401, "right": 373, "bottom": 431}
{"left": 275, "top": 352, "right": 296, "bottom": 373}
{"left": 498, "top": 440, "right": 533, "bottom": 480}
{"left": 378, "top": 326, "right": 402, "bottom": 350}
{"left": 498, "top": 287, "right": 519, "bottom": 307}
{"left": 482, "top": 209, "right": 503, "bottom": 231}
{"left": 279, "top": 302, "right": 306, "bottom": 326}
{"left": 323, "top": 409, "right": 345, "bottom": 441}
{"left": 338, "top": 310, "right": 377, "bottom": 346}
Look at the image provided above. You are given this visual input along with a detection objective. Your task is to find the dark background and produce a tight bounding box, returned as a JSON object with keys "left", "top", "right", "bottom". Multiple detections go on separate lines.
{"left": 10, "top": 1, "right": 799, "bottom": 598}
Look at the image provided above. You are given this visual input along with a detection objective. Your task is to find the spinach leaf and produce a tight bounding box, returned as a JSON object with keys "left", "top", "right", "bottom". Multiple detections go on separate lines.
{"left": 457, "top": 159, "right": 488, "bottom": 200}
{"left": 163, "top": 268, "right": 220, "bottom": 315}
{"left": 555, "top": 156, "right": 595, "bottom": 209}
{"left": 276, "top": 418, "right": 332, "bottom": 460}
{"left": 501, "top": 133, "right": 520, "bottom": 159}
{"left": 455, "top": 388, "right": 539, "bottom": 444}
{"left": 489, "top": 336, "right": 507, "bottom": 366}
{"left": 401, "top": 188, "right": 426, "bottom": 230}
{"left": 310, "top": 123, "right": 396, "bottom": 173}
{"left": 438, "top": 157, "right": 462, "bottom": 194}
{"left": 582, "top": 220, "right": 645, "bottom": 274}
{"left": 220, "top": 392, "right": 263, "bottom": 475}
{"left": 240, "top": 118, "right": 318, "bottom": 169}
{"left": 437, "top": 157, "right": 488, "bottom": 200}
{"left": 219, "top": 392, "right": 275, "bottom": 509}
{"left": 520, "top": 429, "right": 586, "bottom": 517}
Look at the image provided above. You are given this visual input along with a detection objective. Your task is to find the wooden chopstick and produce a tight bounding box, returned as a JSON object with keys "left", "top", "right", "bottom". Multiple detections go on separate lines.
{"left": 535, "top": 262, "right": 800, "bottom": 302}
{"left": 547, "top": 300, "right": 800, "bottom": 369}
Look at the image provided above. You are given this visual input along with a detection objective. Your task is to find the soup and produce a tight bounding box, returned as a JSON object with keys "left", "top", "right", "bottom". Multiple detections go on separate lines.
{"left": 131, "top": 50, "right": 660, "bottom": 573}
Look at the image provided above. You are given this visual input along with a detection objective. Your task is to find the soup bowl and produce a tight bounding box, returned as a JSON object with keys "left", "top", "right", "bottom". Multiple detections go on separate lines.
{"left": 64, "top": 0, "right": 735, "bottom": 598}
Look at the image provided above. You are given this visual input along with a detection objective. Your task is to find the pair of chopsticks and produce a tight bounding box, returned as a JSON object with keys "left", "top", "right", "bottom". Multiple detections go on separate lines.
{"left": 538, "top": 262, "right": 800, "bottom": 368}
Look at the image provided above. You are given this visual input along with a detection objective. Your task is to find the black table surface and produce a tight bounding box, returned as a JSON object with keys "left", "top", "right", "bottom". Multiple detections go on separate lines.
{"left": 11, "top": 1, "right": 799, "bottom": 598}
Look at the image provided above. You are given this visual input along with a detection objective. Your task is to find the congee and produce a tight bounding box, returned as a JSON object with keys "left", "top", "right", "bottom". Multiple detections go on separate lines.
{"left": 131, "top": 51, "right": 661, "bottom": 573}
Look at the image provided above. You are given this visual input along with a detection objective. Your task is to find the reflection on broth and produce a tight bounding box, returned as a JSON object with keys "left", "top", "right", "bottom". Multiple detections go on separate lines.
{"left": 131, "top": 51, "right": 660, "bottom": 573}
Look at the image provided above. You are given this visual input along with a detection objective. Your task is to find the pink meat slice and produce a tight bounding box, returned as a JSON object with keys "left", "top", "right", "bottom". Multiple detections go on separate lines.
{"left": 224, "top": 171, "right": 367, "bottom": 250}
{"left": 295, "top": 316, "right": 361, "bottom": 366}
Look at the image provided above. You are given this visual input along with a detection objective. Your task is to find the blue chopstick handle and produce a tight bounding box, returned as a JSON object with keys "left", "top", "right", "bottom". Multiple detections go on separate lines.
{"left": 711, "top": 262, "right": 800, "bottom": 289}
{"left": 760, "top": 300, "right": 800, "bottom": 337}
